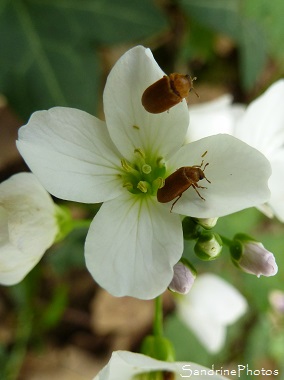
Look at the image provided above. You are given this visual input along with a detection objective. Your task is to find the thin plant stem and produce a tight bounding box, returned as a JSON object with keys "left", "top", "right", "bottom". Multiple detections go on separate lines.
{"left": 153, "top": 295, "right": 163, "bottom": 337}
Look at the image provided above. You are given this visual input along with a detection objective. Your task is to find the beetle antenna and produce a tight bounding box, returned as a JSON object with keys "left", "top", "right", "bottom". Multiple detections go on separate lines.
{"left": 202, "top": 162, "right": 211, "bottom": 183}
{"left": 189, "top": 76, "right": 199, "bottom": 98}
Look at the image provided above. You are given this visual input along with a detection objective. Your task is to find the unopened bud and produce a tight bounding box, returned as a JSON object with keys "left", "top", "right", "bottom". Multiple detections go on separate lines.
{"left": 230, "top": 234, "right": 278, "bottom": 277}
{"left": 169, "top": 260, "right": 196, "bottom": 294}
{"left": 182, "top": 217, "right": 202, "bottom": 240}
{"left": 193, "top": 217, "right": 218, "bottom": 230}
{"left": 194, "top": 232, "right": 222, "bottom": 260}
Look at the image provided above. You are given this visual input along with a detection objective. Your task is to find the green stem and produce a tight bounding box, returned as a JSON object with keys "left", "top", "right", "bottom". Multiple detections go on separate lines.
{"left": 3, "top": 309, "right": 32, "bottom": 380}
{"left": 219, "top": 234, "right": 232, "bottom": 247}
{"left": 70, "top": 219, "right": 93, "bottom": 229}
{"left": 153, "top": 296, "right": 163, "bottom": 337}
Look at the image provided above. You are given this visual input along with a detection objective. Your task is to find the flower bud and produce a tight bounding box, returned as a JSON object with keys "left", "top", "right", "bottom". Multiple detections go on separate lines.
{"left": 230, "top": 234, "right": 278, "bottom": 277}
{"left": 194, "top": 232, "right": 223, "bottom": 260}
{"left": 168, "top": 260, "right": 196, "bottom": 294}
{"left": 182, "top": 217, "right": 202, "bottom": 240}
{"left": 193, "top": 217, "right": 218, "bottom": 229}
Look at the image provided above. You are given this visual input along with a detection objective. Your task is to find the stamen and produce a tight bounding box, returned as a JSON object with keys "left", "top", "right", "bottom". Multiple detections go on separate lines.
{"left": 152, "top": 177, "right": 165, "bottom": 193}
{"left": 123, "top": 182, "right": 133, "bottom": 191}
{"left": 134, "top": 148, "right": 145, "bottom": 159}
{"left": 156, "top": 156, "right": 166, "bottom": 168}
{"left": 137, "top": 181, "right": 149, "bottom": 193}
{"left": 121, "top": 159, "right": 140, "bottom": 175}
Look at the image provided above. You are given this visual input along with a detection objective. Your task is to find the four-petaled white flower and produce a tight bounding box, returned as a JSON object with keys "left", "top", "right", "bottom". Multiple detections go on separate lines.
{"left": 176, "top": 274, "right": 248, "bottom": 353}
{"left": 0, "top": 173, "right": 58, "bottom": 285}
{"left": 93, "top": 350, "right": 230, "bottom": 380}
{"left": 17, "top": 46, "right": 271, "bottom": 299}
{"left": 187, "top": 80, "right": 284, "bottom": 221}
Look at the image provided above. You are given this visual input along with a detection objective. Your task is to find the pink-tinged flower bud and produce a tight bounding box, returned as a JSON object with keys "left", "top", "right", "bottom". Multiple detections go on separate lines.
{"left": 230, "top": 234, "right": 278, "bottom": 277}
{"left": 168, "top": 260, "right": 196, "bottom": 295}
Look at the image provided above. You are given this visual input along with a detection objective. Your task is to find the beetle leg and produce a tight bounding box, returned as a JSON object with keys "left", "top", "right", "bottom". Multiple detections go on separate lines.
{"left": 170, "top": 195, "right": 182, "bottom": 212}
{"left": 192, "top": 184, "right": 206, "bottom": 200}
{"left": 195, "top": 183, "right": 207, "bottom": 189}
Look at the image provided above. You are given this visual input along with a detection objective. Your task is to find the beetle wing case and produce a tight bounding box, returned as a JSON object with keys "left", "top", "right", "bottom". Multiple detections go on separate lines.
{"left": 157, "top": 167, "right": 190, "bottom": 203}
{"left": 142, "top": 75, "right": 181, "bottom": 114}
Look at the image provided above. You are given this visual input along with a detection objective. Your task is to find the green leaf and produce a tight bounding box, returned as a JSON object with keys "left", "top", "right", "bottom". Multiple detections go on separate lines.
{"left": 243, "top": 0, "right": 284, "bottom": 66}
{"left": 0, "top": 0, "right": 167, "bottom": 119}
{"left": 180, "top": 0, "right": 241, "bottom": 38}
{"left": 46, "top": 226, "right": 88, "bottom": 274}
{"left": 179, "top": 0, "right": 268, "bottom": 89}
{"left": 39, "top": 285, "right": 68, "bottom": 331}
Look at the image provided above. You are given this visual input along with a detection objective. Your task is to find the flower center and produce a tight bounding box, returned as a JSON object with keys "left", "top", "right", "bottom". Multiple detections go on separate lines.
{"left": 121, "top": 148, "right": 166, "bottom": 196}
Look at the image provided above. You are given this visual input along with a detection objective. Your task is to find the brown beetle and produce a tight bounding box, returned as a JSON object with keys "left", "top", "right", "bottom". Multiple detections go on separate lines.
{"left": 142, "top": 73, "right": 198, "bottom": 114}
{"left": 157, "top": 158, "right": 211, "bottom": 212}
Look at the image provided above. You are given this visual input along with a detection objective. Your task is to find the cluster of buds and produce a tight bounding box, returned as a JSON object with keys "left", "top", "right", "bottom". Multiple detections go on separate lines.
{"left": 170, "top": 218, "right": 278, "bottom": 296}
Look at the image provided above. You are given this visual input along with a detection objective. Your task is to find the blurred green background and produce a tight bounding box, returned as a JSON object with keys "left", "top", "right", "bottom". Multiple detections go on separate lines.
{"left": 0, "top": 0, "right": 284, "bottom": 379}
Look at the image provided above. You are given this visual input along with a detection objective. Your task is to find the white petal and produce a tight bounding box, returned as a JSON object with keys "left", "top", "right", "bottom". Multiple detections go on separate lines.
{"left": 186, "top": 95, "right": 244, "bottom": 142}
{"left": 256, "top": 203, "right": 274, "bottom": 219}
{"left": 0, "top": 173, "right": 58, "bottom": 285}
{"left": 17, "top": 107, "right": 123, "bottom": 203}
{"left": 166, "top": 134, "right": 271, "bottom": 217}
{"left": 104, "top": 46, "right": 189, "bottom": 160}
{"left": 179, "top": 304, "right": 226, "bottom": 353}
{"left": 266, "top": 151, "right": 284, "bottom": 222}
{"left": 85, "top": 193, "right": 183, "bottom": 300}
{"left": 177, "top": 274, "right": 247, "bottom": 353}
{"left": 235, "top": 80, "right": 284, "bottom": 160}
{"left": 94, "top": 350, "right": 230, "bottom": 379}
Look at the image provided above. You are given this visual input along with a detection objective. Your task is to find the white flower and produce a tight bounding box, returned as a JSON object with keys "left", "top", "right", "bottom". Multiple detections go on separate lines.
{"left": 186, "top": 95, "right": 244, "bottom": 143}
{"left": 0, "top": 173, "right": 58, "bottom": 285}
{"left": 17, "top": 46, "right": 271, "bottom": 299}
{"left": 176, "top": 274, "right": 248, "bottom": 353}
{"left": 93, "top": 350, "right": 230, "bottom": 380}
{"left": 234, "top": 80, "right": 284, "bottom": 221}
{"left": 188, "top": 80, "right": 284, "bottom": 221}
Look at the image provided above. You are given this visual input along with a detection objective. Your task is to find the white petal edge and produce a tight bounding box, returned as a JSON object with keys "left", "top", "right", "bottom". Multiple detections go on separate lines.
{"left": 104, "top": 46, "right": 189, "bottom": 161}
{"left": 93, "top": 350, "right": 230, "bottom": 380}
{"left": 268, "top": 152, "right": 284, "bottom": 222}
{"left": 177, "top": 274, "right": 247, "bottom": 353}
{"left": 234, "top": 79, "right": 284, "bottom": 160}
{"left": 0, "top": 173, "right": 58, "bottom": 285}
{"left": 17, "top": 107, "right": 124, "bottom": 203}
{"left": 85, "top": 192, "right": 183, "bottom": 300}
{"left": 166, "top": 134, "right": 271, "bottom": 217}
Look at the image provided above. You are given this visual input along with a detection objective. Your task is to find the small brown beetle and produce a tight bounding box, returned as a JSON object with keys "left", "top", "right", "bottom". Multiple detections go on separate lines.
{"left": 142, "top": 73, "right": 198, "bottom": 114}
{"left": 157, "top": 158, "right": 211, "bottom": 212}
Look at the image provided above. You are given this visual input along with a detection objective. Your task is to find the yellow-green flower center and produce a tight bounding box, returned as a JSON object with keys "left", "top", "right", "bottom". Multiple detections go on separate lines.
{"left": 121, "top": 148, "right": 166, "bottom": 196}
